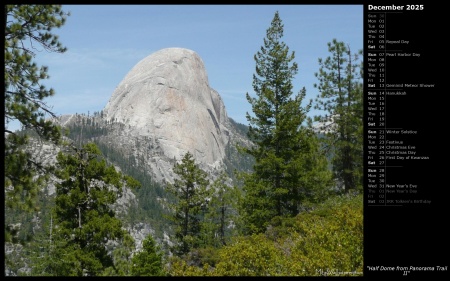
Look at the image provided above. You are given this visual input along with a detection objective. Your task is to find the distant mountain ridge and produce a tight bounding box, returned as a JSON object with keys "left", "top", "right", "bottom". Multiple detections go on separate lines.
{"left": 57, "top": 48, "right": 253, "bottom": 185}
{"left": 6, "top": 48, "right": 254, "bottom": 271}
{"left": 37, "top": 48, "right": 254, "bottom": 257}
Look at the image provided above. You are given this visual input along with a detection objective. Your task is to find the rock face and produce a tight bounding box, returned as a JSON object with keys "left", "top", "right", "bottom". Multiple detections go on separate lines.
{"left": 103, "top": 48, "right": 236, "bottom": 182}
{"left": 5, "top": 49, "right": 253, "bottom": 274}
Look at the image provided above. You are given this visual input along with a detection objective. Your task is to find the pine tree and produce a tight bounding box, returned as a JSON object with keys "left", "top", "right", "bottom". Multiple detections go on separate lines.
{"left": 31, "top": 142, "right": 140, "bottom": 276}
{"left": 239, "top": 11, "right": 332, "bottom": 234}
{"left": 202, "top": 172, "right": 239, "bottom": 247}
{"left": 103, "top": 233, "right": 135, "bottom": 276}
{"left": 131, "top": 234, "right": 165, "bottom": 276}
{"left": 165, "top": 152, "right": 211, "bottom": 256}
{"left": 5, "top": 5, "right": 69, "bottom": 219}
{"left": 313, "top": 39, "right": 363, "bottom": 192}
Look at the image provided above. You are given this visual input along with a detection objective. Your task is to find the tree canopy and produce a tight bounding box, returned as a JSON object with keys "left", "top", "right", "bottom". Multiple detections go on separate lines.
{"left": 5, "top": 5, "right": 69, "bottom": 216}
{"left": 239, "top": 11, "right": 332, "bottom": 234}
{"left": 314, "top": 39, "right": 364, "bottom": 192}
{"left": 131, "top": 234, "right": 166, "bottom": 276}
{"left": 30, "top": 142, "right": 139, "bottom": 276}
{"left": 165, "top": 152, "right": 211, "bottom": 256}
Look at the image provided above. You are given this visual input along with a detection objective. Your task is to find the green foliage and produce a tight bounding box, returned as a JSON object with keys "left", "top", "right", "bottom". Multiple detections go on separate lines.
{"left": 4, "top": 177, "right": 57, "bottom": 276}
{"left": 5, "top": 4, "right": 68, "bottom": 136}
{"left": 164, "top": 152, "right": 212, "bottom": 256}
{"left": 279, "top": 195, "right": 363, "bottom": 276}
{"left": 214, "top": 234, "right": 284, "bottom": 276}
{"left": 236, "top": 172, "right": 276, "bottom": 234}
{"left": 64, "top": 117, "right": 168, "bottom": 238}
{"left": 191, "top": 246, "right": 221, "bottom": 268}
{"left": 239, "top": 11, "right": 333, "bottom": 234}
{"left": 4, "top": 133, "right": 45, "bottom": 213}
{"left": 200, "top": 172, "right": 240, "bottom": 248}
{"left": 224, "top": 139, "right": 254, "bottom": 178}
{"left": 30, "top": 142, "right": 137, "bottom": 276}
{"left": 314, "top": 39, "right": 364, "bottom": 192}
{"left": 167, "top": 256, "right": 211, "bottom": 276}
{"left": 168, "top": 194, "right": 363, "bottom": 276}
{"left": 101, "top": 229, "right": 135, "bottom": 276}
{"left": 4, "top": 4, "right": 69, "bottom": 221}
{"left": 131, "top": 234, "right": 166, "bottom": 276}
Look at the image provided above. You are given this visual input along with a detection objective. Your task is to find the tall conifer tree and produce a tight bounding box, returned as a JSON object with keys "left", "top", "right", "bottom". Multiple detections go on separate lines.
{"left": 314, "top": 39, "right": 363, "bottom": 192}
{"left": 5, "top": 5, "right": 69, "bottom": 216}
{"left": 202, "top": 171, "right": 239, "bottom": 247}
{"left": 30, "top": 143, "right": 140, "bottom": 276}
{"left": 165, "top": 152, "right": 211, "bottom": 256}
{"left": 131, "top": 234, "right": 165, "bottom": 276}
{"left": 240, "top": 11, "right": 332, "bottom": 234}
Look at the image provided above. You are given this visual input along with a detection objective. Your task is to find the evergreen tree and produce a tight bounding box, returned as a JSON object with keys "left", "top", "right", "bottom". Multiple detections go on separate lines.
{"left": 239, "top": 11, "right": 332, "bottom": 234}
{"left": 202, "top": 172, "right": 239, "bottom": 247}
{"left": 165, "top": 152, "right": 211, "bottom": 256}
{"left": 102, "top": 233, "right": 135, "bottom": 276}
{"left": 313, "top": 39, "right": 363, "bottom": 192}
{"left": 131, "top": 234, "right": 165, "bottom": 276}
{"left": 31, "top": 142, "right": 140, "bottom": 276}
{"left": 4, "top": 5, "right": 69, "bottom": 220}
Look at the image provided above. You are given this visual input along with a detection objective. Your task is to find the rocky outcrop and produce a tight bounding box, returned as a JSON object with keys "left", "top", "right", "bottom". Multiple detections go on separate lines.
{"left": 4, "top": 48, "right": 254, "bottom": 275}
{"left": 102, "top": 48, "right": 240, "bottom": 183}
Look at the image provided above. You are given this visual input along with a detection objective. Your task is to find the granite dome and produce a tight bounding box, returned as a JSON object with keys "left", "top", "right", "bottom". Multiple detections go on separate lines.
{"left": 103, "top": 48, "right": 233, "bottom": 179}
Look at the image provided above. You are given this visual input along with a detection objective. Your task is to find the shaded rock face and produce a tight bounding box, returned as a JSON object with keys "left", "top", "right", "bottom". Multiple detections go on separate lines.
{"left": 103, "top": 48, "right": 232, "bottom": 181}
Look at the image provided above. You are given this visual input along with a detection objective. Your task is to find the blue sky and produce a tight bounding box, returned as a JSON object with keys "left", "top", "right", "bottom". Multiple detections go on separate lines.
{"left": 8, "top": 4, "right": 363, "bottom": 131}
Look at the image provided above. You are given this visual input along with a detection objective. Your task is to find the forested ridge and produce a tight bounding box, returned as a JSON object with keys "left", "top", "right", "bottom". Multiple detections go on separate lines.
{"left": 5, "top": 6, "right": 363, "bottom": 276}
